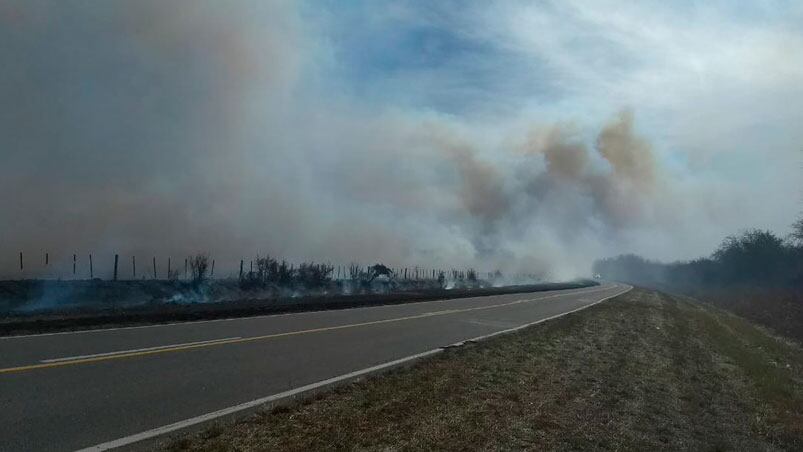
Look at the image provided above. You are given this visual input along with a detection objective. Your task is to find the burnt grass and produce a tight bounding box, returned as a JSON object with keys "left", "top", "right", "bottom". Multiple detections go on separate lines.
{"left": 0, "top": 280, "right": 596, "bottom": 336}
{"left": 164, "top": 288, "right": 803, "bottom": 451}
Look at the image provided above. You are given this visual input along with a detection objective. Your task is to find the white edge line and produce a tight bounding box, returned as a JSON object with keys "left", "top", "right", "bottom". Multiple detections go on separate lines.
{"left": 75, "top": 284, "right": 631, "bottom": 452}
{"left": 2, "top": 284, "right": 610, "bottom": 340}
{"left": 74, "top": 349, "right": 443, "bottom": 452}
{"left": 41, "top": 337, "right": 242, "bottom": 363}
{"left": 446, "top": 284, "right": 631, "bottom": 346}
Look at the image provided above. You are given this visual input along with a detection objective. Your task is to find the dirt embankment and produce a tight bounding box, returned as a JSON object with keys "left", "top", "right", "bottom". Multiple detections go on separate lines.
{"left": 165, "top": 288, "right": 803, "bottom": 451}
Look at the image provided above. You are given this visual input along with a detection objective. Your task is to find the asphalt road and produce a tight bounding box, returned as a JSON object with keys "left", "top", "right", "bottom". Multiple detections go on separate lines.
{"left": 0, "top": 282, "right": 629, "bottom": 451}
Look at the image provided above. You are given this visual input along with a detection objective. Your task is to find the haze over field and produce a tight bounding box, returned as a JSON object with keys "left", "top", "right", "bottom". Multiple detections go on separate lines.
{"left": 1, "top": 1, "right": 801, "bottom": 279}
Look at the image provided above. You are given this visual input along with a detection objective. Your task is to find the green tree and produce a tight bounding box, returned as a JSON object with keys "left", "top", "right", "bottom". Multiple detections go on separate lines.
{"left": 713, "top": 230, "right": 786, "bottom": 282}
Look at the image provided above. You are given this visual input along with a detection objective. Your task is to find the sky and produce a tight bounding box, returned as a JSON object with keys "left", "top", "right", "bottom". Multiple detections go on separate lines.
{"left": 0, "top": 0, "right": 801, "bottom": 279}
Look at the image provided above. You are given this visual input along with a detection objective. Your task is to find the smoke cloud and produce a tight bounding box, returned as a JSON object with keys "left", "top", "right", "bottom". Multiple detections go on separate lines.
{"left": 1, "top": 1, "right": 800, "bottom": 280}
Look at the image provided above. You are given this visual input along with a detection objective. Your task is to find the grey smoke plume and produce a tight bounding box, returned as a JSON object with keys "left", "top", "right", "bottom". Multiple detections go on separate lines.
{"left": 522, "top": 111, "right": 661, "bottom": 232}
{"left": 0, "top": 2, "right": 796, "bottom": 281}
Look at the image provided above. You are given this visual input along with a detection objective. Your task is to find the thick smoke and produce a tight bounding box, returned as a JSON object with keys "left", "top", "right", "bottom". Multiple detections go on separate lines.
{"left": 0, "top": 2, "right": 783, "bottom": 281}
{"left": 525, "top": 112, "right": 658, "bottom": 224}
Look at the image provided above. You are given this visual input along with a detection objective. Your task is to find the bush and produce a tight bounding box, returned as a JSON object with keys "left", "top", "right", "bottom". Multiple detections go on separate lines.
{"left": 466, "top": 269, "right": 477, "bottom": 283}
{"left": 437, "top": 271, "right": 446, "bottom": 288}
{"left": 189, "top": 254, "right": 210, "bottom": 283}
{"left": 712, "top": 230, "right": 787, "bottom": 283}
{"left": 296, "top": 262, "right": 333, "bottom": 288}
{"left": 368, "top": 264, "right": 393, "bottom": 281}
{"left": 240, "top": 256, "right": 335, "bottom": 290}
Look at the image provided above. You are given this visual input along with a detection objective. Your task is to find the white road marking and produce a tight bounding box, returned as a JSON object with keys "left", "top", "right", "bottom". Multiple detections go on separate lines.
{"left": 74, "top": 349, "right": 444, "bottom": 452}
{"left": 446, "top": 285, "right": 629, "bottom": 346}
{"left": 1, "top": 285, "right": 619, "bottom": 374}
{"left": 0, "top": 285, "right": 618, "bottom": 374}
{"left": 41, "top": 337, "right": 241, "bottom": 363}
{"left": 1, "top": 285, "right": 611, "bottom": 340}
{"left": 75, "top": 284, "right": 631, "bottom": 451}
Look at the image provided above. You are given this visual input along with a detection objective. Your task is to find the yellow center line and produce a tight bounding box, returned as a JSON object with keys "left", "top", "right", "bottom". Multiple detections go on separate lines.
{"left": 0, "top": 285, "right": 615, "bottom": 375}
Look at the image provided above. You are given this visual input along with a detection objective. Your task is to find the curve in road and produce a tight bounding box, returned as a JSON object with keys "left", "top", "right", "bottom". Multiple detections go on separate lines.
{"left": 0, "top": 282, "right": 630, "bottom": 451}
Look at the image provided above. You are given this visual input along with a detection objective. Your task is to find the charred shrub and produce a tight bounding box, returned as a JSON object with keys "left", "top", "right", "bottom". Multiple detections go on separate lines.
{"left": 295, "top": 263, "right": 334, "bottom": 288}
{"left": 368, "top": 264, "right": 393, "bottom": 281}
{"left": 239, "top": 256, "right": 333, "bottom": 291}
{"left": 467, "top": 269, "right": 477, "bottom": 283}
{"left": 240, "top": 256, "right": 291, "bottom": 289}
{"left": 189, "top": 254, "right": 210, "bottom": 284}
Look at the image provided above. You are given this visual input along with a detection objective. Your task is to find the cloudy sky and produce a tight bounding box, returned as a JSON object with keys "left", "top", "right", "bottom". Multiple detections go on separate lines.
{"left": 1, "top": 0, "right": 801, "bottom": 279}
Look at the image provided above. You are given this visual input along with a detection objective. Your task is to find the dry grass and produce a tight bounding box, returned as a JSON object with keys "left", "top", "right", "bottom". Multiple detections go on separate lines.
{"left": 162, "top": 288, "right": 803, "bottom": 451}
{"left": 688, "top": 285, "right": 803, "bottom": 342}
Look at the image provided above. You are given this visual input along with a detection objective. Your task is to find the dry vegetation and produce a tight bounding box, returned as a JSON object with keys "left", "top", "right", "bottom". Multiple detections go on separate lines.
{"left": 684, "top": 285, "right": 803, "bottom": 342}
{"left": 595, "top": 228, "right": 803, "bottom": 341}
{"left": 0, "top": 281, "right": 596, "bottom": 336}
{"left": 162, "top": 288, "right": 803, "bottom": 451}
{"left": 1, "top": 252, "right": 508, "bottom": 314}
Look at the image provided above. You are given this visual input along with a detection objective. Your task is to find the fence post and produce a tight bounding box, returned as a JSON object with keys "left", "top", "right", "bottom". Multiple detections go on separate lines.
{"left": 211, "top": 259, "right": 215, "bottom": 278}
{"left": 152, "top": 257, "right": 156, "bottom": 279}
{"left": 133, "top": 256, "right": 136, "bottom": 279}
{"left": 239, "top": 260, "right": 244, "bottom": 280}
{"left": 45, "top": 252, "right": 49, "bottom": 266}
{"left": 113, "top": 254, "right": 118, "bottom": 281}
{"left": 73, "top": 254, "right": 76, "bottom": 276}
{"left": 89, "top": 254, "right": 93, "bottom": 279}
{"left": 167, "top": 257, "right": 171, "bottom": 279}
{"left": 19, "top": 252, "right": 23, "bottom": 272}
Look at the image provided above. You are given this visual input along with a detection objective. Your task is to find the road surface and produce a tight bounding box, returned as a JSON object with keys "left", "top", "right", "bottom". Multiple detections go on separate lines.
{"left": 0, "top": 283, "right": 629, "bottom": 451}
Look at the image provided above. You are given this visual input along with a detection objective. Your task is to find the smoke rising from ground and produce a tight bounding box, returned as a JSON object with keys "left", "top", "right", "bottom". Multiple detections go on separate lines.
{"left": 1, "top": 1, "right": 801, "bottom": 280}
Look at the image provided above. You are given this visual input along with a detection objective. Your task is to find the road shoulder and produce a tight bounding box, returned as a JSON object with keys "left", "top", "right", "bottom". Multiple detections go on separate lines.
{"left": 162, "top": 287, "right": 803, "bottom": 451}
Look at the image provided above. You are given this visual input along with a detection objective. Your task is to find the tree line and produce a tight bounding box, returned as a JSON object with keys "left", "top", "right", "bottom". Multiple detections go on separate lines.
{"left": 593, "top": 217, "right": 803, "bottom": 289}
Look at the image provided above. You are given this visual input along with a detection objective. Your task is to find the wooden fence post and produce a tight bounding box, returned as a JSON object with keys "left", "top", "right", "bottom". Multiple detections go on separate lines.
{"left": 113, "top": 254, "right": 118, "bottom": 281}
{"left": 152, "top": 257, "right": 156, "bottom": 279}
{"left": 89, "top": 254, "right": 93, "bottom": 279}
{"left": 239, "top": 260, "right": 244, "bottom": 280}
{"left": 133, "top": 256, "right": 136, "bottom": 279}
{"left": 19, "top": 252, "right": 23, "bottom": 272}
{"left": 73, "top": 254, "right": 76, "bottom": 276}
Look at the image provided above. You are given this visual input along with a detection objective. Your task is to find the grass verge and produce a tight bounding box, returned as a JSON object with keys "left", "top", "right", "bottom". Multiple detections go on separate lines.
{"left": 162, "top": 288, "right": 802, "bottom": 451}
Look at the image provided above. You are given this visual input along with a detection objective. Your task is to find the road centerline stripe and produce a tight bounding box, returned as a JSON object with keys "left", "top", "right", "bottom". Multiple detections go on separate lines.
{"left": 0, "top": 285, "right": 606, "bottom": 340}
{"left": 75, "top": 285, "right": 631, "bottom": 452}
{"left": 0, "top": 285, "right": 618, "bottom": 375}
{"left": 40, "top": 337, "right": 242, "bottom": 363}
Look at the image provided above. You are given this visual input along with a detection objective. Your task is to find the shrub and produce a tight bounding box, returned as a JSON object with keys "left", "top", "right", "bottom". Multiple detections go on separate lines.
{"left": 296, "top": 262, "right": 334, "bottom": 288}
{"left": 466, "top": 269, "right": 477, "bottom": 282}
{"left": 189, "top": 254, "right": 210, "bottom": 283}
